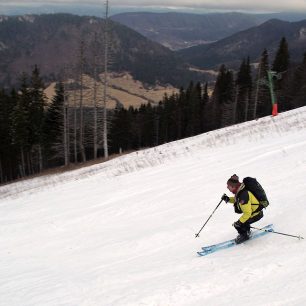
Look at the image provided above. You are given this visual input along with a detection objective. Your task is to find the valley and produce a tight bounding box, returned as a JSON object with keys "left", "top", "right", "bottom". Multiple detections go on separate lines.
{"left": 44, "top": 72, "right": 178, "bottom": 109}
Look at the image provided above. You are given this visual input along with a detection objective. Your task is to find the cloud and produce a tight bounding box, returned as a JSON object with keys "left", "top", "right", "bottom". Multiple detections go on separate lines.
{"left": 1, "top": 0, "right": 306, "bottom": 13}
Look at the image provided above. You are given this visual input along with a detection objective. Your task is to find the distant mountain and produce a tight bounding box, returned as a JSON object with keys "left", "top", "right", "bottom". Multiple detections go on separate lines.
{"left": 0, "top": 14, "right": 197, "bottom": 88}
{"left": 270, "top": 12, "right": 306, "bottom": 22}
{"left": 111, "top": 12, "right": 306, "bottom": 50}
{"left": 0, "top": 4, "right": 219, "bottom": 17}
{"left": 178, "top": 19, "right": 306, "bottom": 69}
{"left": 111, "top": 12, "right": 266, "bottom": 50}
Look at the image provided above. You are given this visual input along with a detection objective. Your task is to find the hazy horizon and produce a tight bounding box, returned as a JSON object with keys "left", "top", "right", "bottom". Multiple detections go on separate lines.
{"left": 1, "top": 0, "right": 306, "bottom": 16}
{"left": 2, "top": 4, "right": 306, "bottom": 18}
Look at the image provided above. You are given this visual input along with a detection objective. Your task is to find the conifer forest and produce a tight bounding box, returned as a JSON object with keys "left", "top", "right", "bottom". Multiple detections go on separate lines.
{"left": 1, "top": 37, "right": 306, "bottom": 184}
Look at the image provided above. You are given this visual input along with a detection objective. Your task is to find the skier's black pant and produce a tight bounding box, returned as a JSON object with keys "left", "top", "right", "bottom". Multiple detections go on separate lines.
{"left": 236, "top": 211, "right": 264, "bottom": 235}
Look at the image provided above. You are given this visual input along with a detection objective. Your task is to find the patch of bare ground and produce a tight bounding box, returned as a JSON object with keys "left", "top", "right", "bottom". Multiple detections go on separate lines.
{"left": 44, "top": 72, "right": 178, "bottom": 109}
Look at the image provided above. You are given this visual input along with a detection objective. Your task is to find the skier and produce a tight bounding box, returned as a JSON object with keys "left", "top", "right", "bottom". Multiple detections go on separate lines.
{"left": 222, "top": 174, "right": 264, "bottom": 244}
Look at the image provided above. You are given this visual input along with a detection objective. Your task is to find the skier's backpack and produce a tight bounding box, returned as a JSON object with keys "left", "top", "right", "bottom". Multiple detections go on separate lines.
{"left": 243, "top": 177, "right": 269, "bottom": 210}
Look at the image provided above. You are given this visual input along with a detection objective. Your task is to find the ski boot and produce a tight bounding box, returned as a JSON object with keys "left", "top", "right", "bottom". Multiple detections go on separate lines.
{"left": 235, "top": 232, "right": 250, "bottom": 244}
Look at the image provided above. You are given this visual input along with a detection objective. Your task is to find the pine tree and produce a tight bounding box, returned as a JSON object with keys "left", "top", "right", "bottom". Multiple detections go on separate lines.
{"left": 201, "top": 82, "right": 209, "bottom": 133}
{"left": 272, "top": 37, "right": 290, "bottom": 112}
{"left": 0, "top": 89, "right": 16, "bottom": 182}
{"left": 190, "top": 82, "right": 203, "bottom": 136}
{"left": 236, "top": 57, "right": 252, "bottom": 123}
{"left": 272, "top": 37, "right": 289, "bottom": 73}
{"left": 158, "top": 92, "right": 177, "bottom": 143}
{"left": 11, "top": 73, "right": 31, "bottom": 177}
{"left": 29, "top": 65, "right": 47, "bottom": 171}
{"left": 212, "top": 65, "right": 235, "bottom": 128}
{"left": 254, "top": 49, "right": 271, "bottom": 118}
{"left": 185, "top": 81, "right": 201, "bottom": 137}
{"left": 287, "top": 52, "right": 306, "bottom": 109}
{"left": 177, "top": 87, "right": 188, "bottom": 138}
{"left": 43, "top": 82, "right": 65, "bottom": 165}
{"left": 109, "top": 107, "right": 129, "bottom": 153}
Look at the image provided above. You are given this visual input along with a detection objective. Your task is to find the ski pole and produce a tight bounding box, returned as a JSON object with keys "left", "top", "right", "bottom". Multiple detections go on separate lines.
{"left": 195, "top": 198, "right": 223, "bottom": 238}
{"left": 250, "top": 226, "right": 304, "bottom": 240}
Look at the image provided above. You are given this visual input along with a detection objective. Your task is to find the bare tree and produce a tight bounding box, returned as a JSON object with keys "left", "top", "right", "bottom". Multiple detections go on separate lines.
{"left": 253, "top": 62, "right": 261, "bottom": 119}
{"left": 102, "top": 0, "right": 110, "bottom": 158}
{"left": 244, "top": 89, "right": 250, "bottom": 122}
{"left": 73, "top": 80, "right": 78, "bottom": 163}
{"left": 92, "top": 32, "right": 99, "bottom": 159}
{"left": 233, "top": 85, "right": 239, "bottom": 124}
{"left": 78, "top": 40, "right": 87, "bottom": 162}
{"left": 63, "top": 71, "right": 70, "bottom": 166}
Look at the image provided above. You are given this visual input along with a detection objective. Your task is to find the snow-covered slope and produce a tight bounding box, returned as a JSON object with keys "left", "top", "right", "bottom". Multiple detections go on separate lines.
{"left": 1, "top": 107, "right": 306, "bottom": 306}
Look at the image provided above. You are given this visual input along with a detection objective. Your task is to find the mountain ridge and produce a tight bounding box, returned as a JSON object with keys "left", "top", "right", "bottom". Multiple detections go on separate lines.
{"left": 178, "top": 18, "right": 306, "bottom": 69}
{"left": 111, "top": 11, "right": 268, "bottom": 50}
{"left": 0, "top": 13, "right": 197, "bottom": 87}
{"left": 111, "top": 11, "right": 306, "bottom": 50}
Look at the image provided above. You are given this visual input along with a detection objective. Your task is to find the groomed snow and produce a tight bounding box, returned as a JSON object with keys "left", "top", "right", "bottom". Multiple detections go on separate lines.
{"left": 1, "top": 107, "right": 306, "bottom": 306}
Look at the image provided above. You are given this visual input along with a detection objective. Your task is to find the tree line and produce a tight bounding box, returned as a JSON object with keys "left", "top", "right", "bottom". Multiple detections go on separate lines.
{"left": 1, "top": 37, "right": 306, "bottom": 183}
{"left": 110, "top": 38, "right": 306, "bottom": 152}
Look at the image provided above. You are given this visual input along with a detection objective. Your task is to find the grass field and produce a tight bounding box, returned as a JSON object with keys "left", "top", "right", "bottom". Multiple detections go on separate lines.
{"left": 44, "top": 72, "right": 178, "bottom": 109}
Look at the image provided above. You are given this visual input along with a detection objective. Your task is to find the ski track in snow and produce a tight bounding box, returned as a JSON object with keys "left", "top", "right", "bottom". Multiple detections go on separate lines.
{"left": 1, "top": 107, "right": 306, "bottom": 306}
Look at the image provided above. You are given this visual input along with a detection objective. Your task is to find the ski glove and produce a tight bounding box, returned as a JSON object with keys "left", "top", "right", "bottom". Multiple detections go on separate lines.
{"left": 233, "top": 220, "right": 243, "bottom": 230}
{"left": 221, "top": 194, "right": 230, "bottom": 203}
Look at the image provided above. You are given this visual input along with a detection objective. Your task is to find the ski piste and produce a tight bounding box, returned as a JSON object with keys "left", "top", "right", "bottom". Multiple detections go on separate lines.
{"left": 197, "top": 224, "right": 274, "bottom": 257}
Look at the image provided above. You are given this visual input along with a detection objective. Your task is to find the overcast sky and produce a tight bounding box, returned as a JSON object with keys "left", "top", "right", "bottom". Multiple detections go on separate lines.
{"left": 1, "top": 0, "right": 306, "bottom": 13}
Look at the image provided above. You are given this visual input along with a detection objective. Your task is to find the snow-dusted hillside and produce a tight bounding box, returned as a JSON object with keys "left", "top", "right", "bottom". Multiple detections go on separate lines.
{"left": 1, "top": 107, "right": 306, "bottom": 306}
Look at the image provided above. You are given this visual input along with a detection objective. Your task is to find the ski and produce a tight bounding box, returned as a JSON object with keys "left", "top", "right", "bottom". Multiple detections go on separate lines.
{"left": 197, "top": 224, "right": 274, "bottom": 257}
